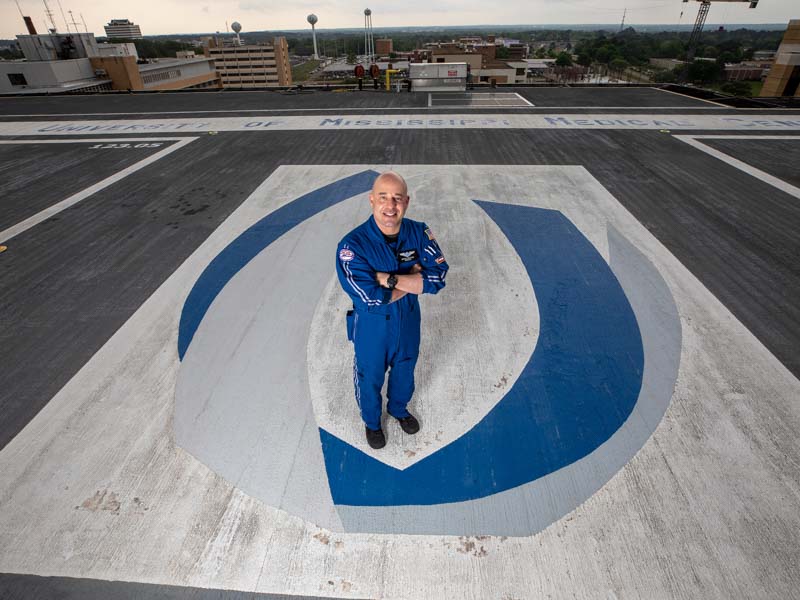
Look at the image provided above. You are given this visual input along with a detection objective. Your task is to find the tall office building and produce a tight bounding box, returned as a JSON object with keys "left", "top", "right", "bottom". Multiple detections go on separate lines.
{"left": 760, "top": 20, "right": 800, "bottom": 97}
{"left": 104, "top": 19, "right": 143, "bottom": 39}
{"left": 205, "top": 37, "right": 291, "bottom": 88}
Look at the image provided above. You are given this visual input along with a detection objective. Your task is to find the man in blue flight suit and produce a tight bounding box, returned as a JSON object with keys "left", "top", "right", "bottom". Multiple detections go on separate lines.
{"left": 336, "top": 172, "right": 449, "bottom": 449}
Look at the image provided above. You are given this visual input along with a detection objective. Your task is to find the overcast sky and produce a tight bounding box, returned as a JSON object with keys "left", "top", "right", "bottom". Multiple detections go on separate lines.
{"left": 2, "top": 0, "right": 796, "bottom": 39}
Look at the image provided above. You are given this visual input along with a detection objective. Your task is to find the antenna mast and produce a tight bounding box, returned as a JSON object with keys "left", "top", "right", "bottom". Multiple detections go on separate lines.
{"left": 42, "top": 0, "right": 57, "bottom": 32}
{"left": 68, "top": 10, "right": 81, "bottom": 33}
{"left": 620, "top": 8, "right": 626, "bottom": 32}
{"left": 56, "top": 0, "right": 70, "bottom": 32}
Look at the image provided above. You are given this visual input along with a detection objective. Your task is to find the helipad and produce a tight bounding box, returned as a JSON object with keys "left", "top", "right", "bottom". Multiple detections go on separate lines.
{"left": 0, "top": 87, "right": 799, "bottom": 599}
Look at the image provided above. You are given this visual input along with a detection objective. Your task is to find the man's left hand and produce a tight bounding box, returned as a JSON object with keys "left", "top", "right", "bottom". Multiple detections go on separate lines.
{"left": 376, "top": 272, "right": 390, "bottom": 287}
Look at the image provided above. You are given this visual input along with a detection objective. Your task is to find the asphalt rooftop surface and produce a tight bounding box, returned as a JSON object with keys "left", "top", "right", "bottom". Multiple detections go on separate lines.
{"left": 0, "top": 85, "right": 752, "bottom": 119}
{"left": 0, "top": 86, "right": 798, "bottom": 456}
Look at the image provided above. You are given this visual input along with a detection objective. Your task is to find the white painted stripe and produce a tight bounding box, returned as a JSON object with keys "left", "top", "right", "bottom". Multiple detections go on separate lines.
{"left": 682, "top": 134, "right": 800, "bottom": 140}
{"left": 674, "top": 134, "right": 800, "bottom": 200}
{"left": 654, "top": 86, "right": 731, "bottom": 108}
{"left": 0, "top": 137, "right": 198, "bottom": 244}
{"left": 19, "top": 104, "right": 800, "bottom": 116}
{"left": 514, "top": 92, "right": 535, "bottom": 107}
{"left": 0, "top": 137, "right": 197, "bottom": 144}
{"left": 429, "top": 92, "right": 534, "bottom": 109}
{"left": 2, "top": 114, "right": 799, "bottom": 135}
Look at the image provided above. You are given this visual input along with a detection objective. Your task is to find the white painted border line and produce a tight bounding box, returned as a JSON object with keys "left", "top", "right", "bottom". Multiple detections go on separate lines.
{"left": 0, "top": 137, "right": 199, "bottom": 145}
{"left": 2, "top": 113, "right": 798, "bottom": 135}
{"left": 674, "top": 134, "right": 800, "bottom": 200}
{"left": 685, "top": 134, "right": 800, "bottom": 140}
{"left": 655, "top": 86, "right": 730, "bottom": 108}
{"left": 514, "top": 92, "right": 535, "bottom": 107}
{"left": 0, "top": 106, "right": 735, "bottom": 117}
{"left": 0, "top": 137, "right": 198, "bottom": 243}
{"left": 428, "top": 92, "right": 535, "bottom": 109}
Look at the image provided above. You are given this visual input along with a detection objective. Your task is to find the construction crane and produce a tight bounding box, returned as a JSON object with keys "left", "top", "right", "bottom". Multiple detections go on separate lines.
{"left": 683, "top": 0, "right": 759, "bottom": 63}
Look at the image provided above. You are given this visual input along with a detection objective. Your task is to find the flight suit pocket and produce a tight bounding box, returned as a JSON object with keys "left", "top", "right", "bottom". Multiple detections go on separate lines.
{"left": 346, "top": 309, "right": 355, "bottom": 342}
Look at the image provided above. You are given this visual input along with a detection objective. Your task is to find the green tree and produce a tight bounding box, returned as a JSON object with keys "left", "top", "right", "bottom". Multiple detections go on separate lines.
{"left": 609, "top": 57, "right": 628, "bottom": 73}
{"left": 496, "top": 46, "right": 510, "bottom": 59}
{"left": 0, "top": 47, "right": 23, "bottom": 59}
{"left": 576, "top": 53, "right": 592, "bottom": 67}
{"left": 720, "top": 80, "right": 752, "bottom": 97}
{"left": 653, "top": 68, "right": 678, "bottom": 83}
{"left": 110, "top": 37, "right": 191, "bottom": 59}
{"left": 658, "top": 39, "right": 683, "bottom": 58}
{"left": 555, "top": 52, "right": 573, "bottom": 67}
{"left": 687, "top": 59, "right": 721, "bottom": 83}
{"left": 534, "top": 47, "right": 546, "bottom": 58}
{"left": 594, "top": 45, "right": 613, "bottom": 63}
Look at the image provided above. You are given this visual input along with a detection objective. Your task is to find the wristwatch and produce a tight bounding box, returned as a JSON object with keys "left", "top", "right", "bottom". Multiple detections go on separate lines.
{"left": 386, "top": 273, "right": 398, "bottom": 290}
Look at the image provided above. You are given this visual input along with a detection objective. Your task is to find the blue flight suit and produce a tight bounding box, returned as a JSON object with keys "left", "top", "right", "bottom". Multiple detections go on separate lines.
{"left": 336, "top": 216, "right": 449, "bottom": 431}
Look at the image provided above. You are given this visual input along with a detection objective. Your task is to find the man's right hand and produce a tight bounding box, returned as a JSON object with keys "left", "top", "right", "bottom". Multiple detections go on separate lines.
{"left": 375, "top": 271, "right": 390, "bottom": 287}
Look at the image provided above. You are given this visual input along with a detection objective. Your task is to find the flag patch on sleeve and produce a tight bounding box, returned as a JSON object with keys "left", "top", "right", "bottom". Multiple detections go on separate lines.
{"left": 436, "top": 256, "right": 446, "bottom": 264}
{"left": 424, "top": 228, "right": 435, "bottom": 240}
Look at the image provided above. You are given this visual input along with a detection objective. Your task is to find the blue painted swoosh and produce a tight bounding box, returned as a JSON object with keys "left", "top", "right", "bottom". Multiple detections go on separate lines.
{"left": 178, "top": 170, "right": 379, "bottom": 360}
{"left": 320, "top": 201, "right": 645, "bottom": 506}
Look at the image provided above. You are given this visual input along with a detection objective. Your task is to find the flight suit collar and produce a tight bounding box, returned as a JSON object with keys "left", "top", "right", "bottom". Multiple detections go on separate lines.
{"left": 368, "top": 215, "right": 408, "bottom": 243}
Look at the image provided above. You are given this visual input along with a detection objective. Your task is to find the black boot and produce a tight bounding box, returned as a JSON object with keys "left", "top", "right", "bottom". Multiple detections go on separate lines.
{"left": 365, "top": 426, "right": 386, "bottom": 449}
{"left": 394, "top": 413, "right": 420, "bottom": 435}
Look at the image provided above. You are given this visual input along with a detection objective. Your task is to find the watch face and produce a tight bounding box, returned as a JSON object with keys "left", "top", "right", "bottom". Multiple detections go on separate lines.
{"left": 388, "top": 274, "right": 398, "bottom": 289}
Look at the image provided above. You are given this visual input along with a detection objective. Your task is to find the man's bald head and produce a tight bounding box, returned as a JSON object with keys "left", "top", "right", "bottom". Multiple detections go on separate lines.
{"left": 369, "top": 171, "right": 410, "bottom": 235}
{"left": 372, "top": 171, "right": 408, "bottom": 196}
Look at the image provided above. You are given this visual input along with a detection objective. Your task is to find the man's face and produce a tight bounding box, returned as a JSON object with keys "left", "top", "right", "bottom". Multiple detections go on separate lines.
{"left": 369, "top": 175, "right": 409, "bottom": 234}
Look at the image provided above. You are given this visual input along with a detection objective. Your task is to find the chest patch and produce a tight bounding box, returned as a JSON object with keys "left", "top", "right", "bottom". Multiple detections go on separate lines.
{"left": 398, "top": 249, "right": 418, "bottom": 263}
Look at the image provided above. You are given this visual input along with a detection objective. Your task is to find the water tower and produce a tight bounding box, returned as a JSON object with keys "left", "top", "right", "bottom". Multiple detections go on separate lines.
{"left": 363, "top": 8, "right": 374, "bottom": 63}
{"left": 307, "top": 14, "right": 319, "bottom": 60}
{"left": 231, "top": 21, "right": 242, "bottom": 46}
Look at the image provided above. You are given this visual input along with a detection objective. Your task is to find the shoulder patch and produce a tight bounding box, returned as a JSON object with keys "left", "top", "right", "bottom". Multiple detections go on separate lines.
{"left": 339, "top": 248, "right": 355, "bottom": 262}
{"left": 424, "top": 227, "right": 435, "bottom": 240}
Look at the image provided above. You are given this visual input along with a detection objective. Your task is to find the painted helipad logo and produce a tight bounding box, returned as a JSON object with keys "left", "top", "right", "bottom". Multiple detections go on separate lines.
{"left": 173, "top": 166, "right": 681, "bottom": 536}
